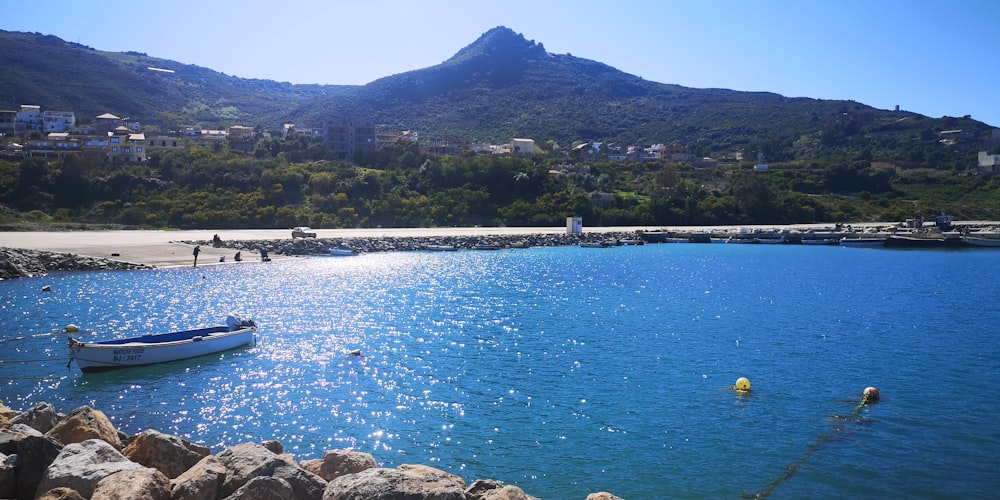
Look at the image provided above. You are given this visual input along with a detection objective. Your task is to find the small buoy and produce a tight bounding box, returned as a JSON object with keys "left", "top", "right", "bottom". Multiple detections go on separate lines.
{"left": 863, "top": 386, "right": 879, "bottom": 404}
{"left": 735, "top": 377, "right": 751, "bottom": 392}
{"left": 349, "top": 349, "right": 362, "bottom": 357}
{"left": 41, "top": 285, "right": 51, "bottom": 292}
{"left": 64, "top": 324, "right": 79, "bottom": 333}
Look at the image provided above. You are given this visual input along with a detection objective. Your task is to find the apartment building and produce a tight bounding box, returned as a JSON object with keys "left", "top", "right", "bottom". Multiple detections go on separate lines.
{"left": 324, "top": 118, "right": 376, "bottom": 163}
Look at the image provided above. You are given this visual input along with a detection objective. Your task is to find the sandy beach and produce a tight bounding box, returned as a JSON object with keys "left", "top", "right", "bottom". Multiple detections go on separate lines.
{"left": 0, "top": 222, "right": 898, "bottom": 268}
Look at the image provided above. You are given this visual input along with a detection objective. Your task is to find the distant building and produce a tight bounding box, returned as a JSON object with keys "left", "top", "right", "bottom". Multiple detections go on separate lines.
{"left": 324, "top": 118, "right": 376, "bottom": 163}
{"left": 94, "top": 113, "right": 121, "bottom": 134}
{"left": 145, "top": 134, "right": 185, "bottom": 152}
{"left": 227, "top": 125, "right": 256, "bottom": 152}
{"left": 0, "top": 109, "right": 17, "bottom": 133}
{"left": 107, "top": 125, "right": 146, "bottom": 163}
{"left": 16, "top": 105, "right": 43, "bottom": 132}
{"left": 978, "top": 151, "right": 999, "bottom": 174}
{"left": 510, "top": 138, "right": 535, "bottom": 155}
{"left": 42, "top": 111, "right": 75, "bottom": 133}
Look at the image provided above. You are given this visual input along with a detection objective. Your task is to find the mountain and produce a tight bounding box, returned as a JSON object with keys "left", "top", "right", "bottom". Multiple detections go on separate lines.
{"left": 290, "top": 27, "right": 866, "bottom": 147}
{"left": 0, "top": 30, "right": 351, "bottom": 125}
{"left": 0, "top": 27, "right": 994, "bottom": 157}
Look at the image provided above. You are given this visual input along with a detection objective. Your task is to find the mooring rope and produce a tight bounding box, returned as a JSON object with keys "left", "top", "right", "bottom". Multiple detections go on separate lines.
{"left": 745, "top": 389, "right": 878, "bottom": 499}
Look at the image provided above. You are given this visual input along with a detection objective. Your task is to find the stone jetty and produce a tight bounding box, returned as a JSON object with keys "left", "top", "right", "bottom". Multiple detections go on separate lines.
{"left": 187, "top": 230, "right": 650, "bottom": 258}
{"left": 0, "top": 247, "right": 151, "bottom": 280}
{"left": 0, "top": 400, "right": 623, "bottom": 500}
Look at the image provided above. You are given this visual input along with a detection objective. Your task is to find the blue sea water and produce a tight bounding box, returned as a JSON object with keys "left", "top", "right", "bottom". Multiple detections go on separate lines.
{"left": 2, "top": 243, "right": 1000, "bottom": 499}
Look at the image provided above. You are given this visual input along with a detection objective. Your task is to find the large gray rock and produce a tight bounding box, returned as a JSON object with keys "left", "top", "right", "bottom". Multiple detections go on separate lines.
{"left": 299, "top": 449, "right": 377, "bottom": 481}
{"left": 9, "top": 402, "right": 61, "bottom": 434}
{"left": 91, "top": 467, "right": 171, "bottom": 500}
{"left": 0, "top": 452, "right": 15, "bottom": 499}
{"left": 45, "top": 406, "right": 123, "bottom": 450}
{"left": 322, "top": 467, "right": 466, "bottom": 500}
{"left": 15, "top": 434, "right": 64, "bottom": 500}
{"left": 0, "top": 423, "right": 44, "bottom": 455}
{"left": 215, "top": 443, "right": 325, "bottom": 500}
{"left": 223, "top": 475, "right": 295, "bottom": 500}
{"left": 170, "top": 454, "right": 228, "bottom": 500}
{"left": 36, "top": 438, "right": 143, "bottom": 498}
{"left": 122, "top": 429, "right": 208, "bottom": 479}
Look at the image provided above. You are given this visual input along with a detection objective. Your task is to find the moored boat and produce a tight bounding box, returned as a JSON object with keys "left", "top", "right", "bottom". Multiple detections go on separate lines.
{"left": 68, "top": 313, "right": 257, "bottom": 373}
{"left": 883, "top": 233, "right": 964, "bottom": 247}
{"left": 962, "top": 236, "right": 1000, "bottom": 247}
{"left": 329, "top": 247, "right": 358, "bottom": 256}
{"left": 839, "top": 237, "right": 887, "bottom": 247}
{"left": 425, "top": 244, "right": 457, "bottom": 251}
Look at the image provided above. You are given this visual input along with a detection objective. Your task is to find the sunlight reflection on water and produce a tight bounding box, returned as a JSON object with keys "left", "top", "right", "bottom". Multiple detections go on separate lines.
{"left": 2, "top": 245, "right": 1000, "bottom": 497}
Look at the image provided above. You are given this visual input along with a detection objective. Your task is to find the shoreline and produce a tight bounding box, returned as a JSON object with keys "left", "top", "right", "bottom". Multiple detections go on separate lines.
{"left": 2, "top": 221, "right": 997, "bottom": 278}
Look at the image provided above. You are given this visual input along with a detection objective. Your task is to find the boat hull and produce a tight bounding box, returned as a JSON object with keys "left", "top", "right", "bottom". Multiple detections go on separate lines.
{"left": 70, "top": 326, "right": 256, "bottom": 373}
{"left": 839, "top": 237, "right": 887, "bottom": 247}
{"left": 963, "top": 237, "right": 1000, "bottom": 247}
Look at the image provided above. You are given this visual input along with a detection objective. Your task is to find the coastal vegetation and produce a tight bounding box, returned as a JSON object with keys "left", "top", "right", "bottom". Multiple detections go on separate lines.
{"left": 1, "top": 136, "right": 997, "bottom": 230}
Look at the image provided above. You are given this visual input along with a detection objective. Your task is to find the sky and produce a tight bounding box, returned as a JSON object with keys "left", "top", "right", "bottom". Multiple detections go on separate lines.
{"left": 4, "top": 0, "right": 998, "bottom": 126}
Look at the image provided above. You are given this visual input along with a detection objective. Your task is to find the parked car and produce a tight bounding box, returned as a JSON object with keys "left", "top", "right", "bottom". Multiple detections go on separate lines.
{"left": 291, "top": 226, "right": 317, "bottom": 238}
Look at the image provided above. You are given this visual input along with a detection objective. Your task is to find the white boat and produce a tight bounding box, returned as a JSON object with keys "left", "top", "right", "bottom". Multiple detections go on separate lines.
{"left": 329, "top": 247, "right": 358, "bottom": 256}
{"left": 425, "top": 244, "right": 457, "bottom": 251}
{"left": 68, "top": 314, "right": 257, "bottom": 373}
{"left": 963, "top": 236, "right": 1000, "bottom": 247}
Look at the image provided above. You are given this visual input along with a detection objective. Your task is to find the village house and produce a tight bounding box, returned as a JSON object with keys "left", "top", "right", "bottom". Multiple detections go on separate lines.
{"left": 42, "top": 111, "right": 76, "bottom": 133}
{"left": 107, "top": 125, "right": 146, "bottom": 163}
{"left": 978, "top": 151, "right": 999, "bottom": 175}
{"left": 510, "top": 138, "right": 535, "bottom": 155}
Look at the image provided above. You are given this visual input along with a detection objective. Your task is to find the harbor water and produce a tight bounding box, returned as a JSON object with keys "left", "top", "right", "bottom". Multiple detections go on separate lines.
{"left": 2, "top": 243, "right": 999, "bottom": 498}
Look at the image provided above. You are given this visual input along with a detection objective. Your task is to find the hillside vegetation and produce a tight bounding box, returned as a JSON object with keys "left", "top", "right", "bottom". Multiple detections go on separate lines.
{"left": 1, "top": 27, "right": 998, "bottom": 229}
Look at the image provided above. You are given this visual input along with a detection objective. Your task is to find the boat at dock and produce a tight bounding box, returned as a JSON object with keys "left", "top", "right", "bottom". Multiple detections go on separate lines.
{"left": 839, "top": 237, "right": 887, "bottom": 247}
{"left": 962, "top": 236, "right": 1000, "bottom": 247}
{"left": 329, "top": 247, "right": 358, "bottom": 256}
{"left": 68, "top": 313, "right": 257, "bottom": 373}
{"left": 883, "top": 233, "right": 965, "bottom": 248}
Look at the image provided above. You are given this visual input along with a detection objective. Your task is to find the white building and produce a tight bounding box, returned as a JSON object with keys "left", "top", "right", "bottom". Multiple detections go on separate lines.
{"left": 43, "top": 111, "right": 76, "bottom": 133}
{"left": 978, "top": 151, "right": 999, "bottom": 174}
{"left": 510, "top": 138, "right": 535, "bottom": 155}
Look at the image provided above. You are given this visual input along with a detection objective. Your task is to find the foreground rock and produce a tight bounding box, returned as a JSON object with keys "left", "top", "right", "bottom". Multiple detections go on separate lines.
{"left": 0, "top": 400, "right": 619, "bottom": 499}
{"left": 36, "top": 439, "right": 144, "bottom": 498}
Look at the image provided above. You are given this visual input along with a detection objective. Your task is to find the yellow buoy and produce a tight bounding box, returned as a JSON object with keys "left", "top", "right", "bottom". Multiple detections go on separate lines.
{"left": 863, "top": 386, "right": 879, "bottom": 404}
{"left": 735, "top": 377, "right": 751, "bottom": 392}
{"left": 64, "top": 324, "right": 79, "bottom": 333}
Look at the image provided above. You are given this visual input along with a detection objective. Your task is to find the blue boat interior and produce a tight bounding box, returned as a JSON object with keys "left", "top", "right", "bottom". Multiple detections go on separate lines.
{"left": 93, "top": 326, "right": 231, "bottom": 345}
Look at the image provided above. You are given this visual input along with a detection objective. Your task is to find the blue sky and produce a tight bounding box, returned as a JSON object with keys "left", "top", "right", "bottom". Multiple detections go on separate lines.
{"left": 5, "top": 0, "right": 998, "bottom": 126}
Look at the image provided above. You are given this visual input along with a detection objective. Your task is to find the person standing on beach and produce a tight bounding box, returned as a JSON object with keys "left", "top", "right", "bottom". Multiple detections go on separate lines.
{"left": 193, "top": 245, "right": 201, "bottom": 267}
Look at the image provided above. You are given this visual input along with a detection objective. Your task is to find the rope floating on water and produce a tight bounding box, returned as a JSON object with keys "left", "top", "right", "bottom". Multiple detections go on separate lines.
{"left": 745, "top": 387, "right": 879, "bottom": 499}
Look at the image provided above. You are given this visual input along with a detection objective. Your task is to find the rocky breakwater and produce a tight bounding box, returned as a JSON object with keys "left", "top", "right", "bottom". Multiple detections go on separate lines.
{"left": 0, "top": 401, "right": 623, "bottom": 500}
{"left": 0, "top": 247, "right": 151, "bottom": 280}
{"left": 195, "top": 231, "right": 644, "bottom": 257}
